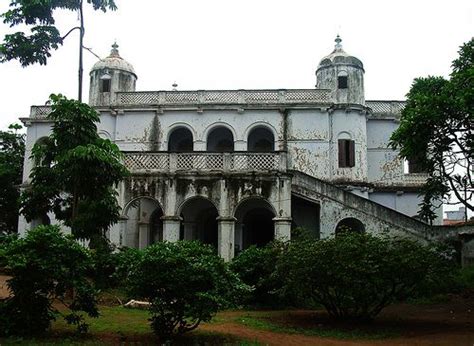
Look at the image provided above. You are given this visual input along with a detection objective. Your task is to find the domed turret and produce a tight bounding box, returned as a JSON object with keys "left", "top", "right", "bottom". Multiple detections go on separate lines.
{"left": 89, "top": 43, "right": 137, "bottom": 106}
{"left": 316, "top": 35, "right": 365, "bottom": 105}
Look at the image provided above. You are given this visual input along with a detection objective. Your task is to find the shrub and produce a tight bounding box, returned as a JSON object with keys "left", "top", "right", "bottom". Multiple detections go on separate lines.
{"left": 277, "top": 232, "right": 455, "bottom": 322}
{"left": 125, "top": 241, "right": 248, "bottom": 340}
{"left": 0, "top": 225, "right": 98, "bottom": 336}
{"left": 230, "top": 243, "right": 286, "bottom": 307}
{"left": 455, "top": 265, "right": 474, "bottom": 291}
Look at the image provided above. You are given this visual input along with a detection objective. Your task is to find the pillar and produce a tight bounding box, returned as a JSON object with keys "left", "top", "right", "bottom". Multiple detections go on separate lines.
{"left": 217, "top": 217, "right": 236, "bottom": 262}
{"left": 138, "top": 223, "right": 149, "bottom": 249}
{"left": 117, "top": 217, "right": 127, "bottom": 247}
{"left": 273, "top": 217, "right": 292, "bottom": 242}
{"left": 162, "top": 216, "right": 181, "bottom": 242}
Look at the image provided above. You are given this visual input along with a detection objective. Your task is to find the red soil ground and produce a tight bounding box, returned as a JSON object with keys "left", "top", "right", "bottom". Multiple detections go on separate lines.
{"left": 1, "top": 275, "right": 473, "bottom": 345}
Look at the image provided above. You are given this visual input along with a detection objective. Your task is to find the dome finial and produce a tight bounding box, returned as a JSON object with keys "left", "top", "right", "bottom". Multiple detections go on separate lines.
{"left": 110, "top": 41, "right": 120, "bottom": 57}
{"left": 335, "top": 34, "right": 342, "bottom": 50}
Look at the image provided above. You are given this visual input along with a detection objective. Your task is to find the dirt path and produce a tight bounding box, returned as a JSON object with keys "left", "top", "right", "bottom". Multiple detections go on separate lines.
{"left": 201, "top": 299, "right": 474, "bottom": 346}
{"left": 0, "top": 275, "right": 10, "bottom": 298}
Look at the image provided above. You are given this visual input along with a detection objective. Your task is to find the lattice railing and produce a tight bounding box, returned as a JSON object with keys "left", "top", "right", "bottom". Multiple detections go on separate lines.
{"left": 402, "top": 173, "right": 429, "bottom": 185}
{"left": 30, "top": 106, "right": 52, "bottom": 119}
{"left": 233, "top": 153, "right": 280, "bottom": 171}
{"left": 124, "top": 152, "right": 285, "bottom": 173}
{"left": 176, "top": 153, "right": 224, "bottom": 170}
{"left": 124, "top": 153, "right": 170, "bottom": 171}
{"left": 116, "top": 89, "right": 332, "bottom": 106}
{"left": 367, "top": 101, "right": 406, "bottom": 116}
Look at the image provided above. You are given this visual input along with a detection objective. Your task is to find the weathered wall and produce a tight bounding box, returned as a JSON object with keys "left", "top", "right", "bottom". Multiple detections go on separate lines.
{"left": 291, "top": 170, "right": 435, "bottom": 242}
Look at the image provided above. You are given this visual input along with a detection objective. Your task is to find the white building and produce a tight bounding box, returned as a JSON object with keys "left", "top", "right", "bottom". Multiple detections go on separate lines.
{"left": 20, "top": 37, "right": 442, "bottom": 260}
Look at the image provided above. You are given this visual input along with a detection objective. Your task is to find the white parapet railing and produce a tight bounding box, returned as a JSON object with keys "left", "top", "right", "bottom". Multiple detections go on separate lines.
{"left": 124, "top": 152, "right": 286, "bottom": 173}
{"left": 30, "top": 106, "right": 52, "bottom": 119}
{"left": 116, "top": 89, "right": 332, "bottom": 106}
{"left": 402, "top": 173, "right": 429, "bottom": 185}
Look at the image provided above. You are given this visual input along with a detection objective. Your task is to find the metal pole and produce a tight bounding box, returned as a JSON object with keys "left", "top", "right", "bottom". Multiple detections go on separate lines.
{"left": 78, "top": 0, "right": 84, "bottom": 102}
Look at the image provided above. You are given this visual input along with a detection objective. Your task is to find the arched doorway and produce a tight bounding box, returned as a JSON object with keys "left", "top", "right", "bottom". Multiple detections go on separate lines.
{"left": 335, "top": 217, "right": 365, "bottom": 236}
{"left": 247, "top": 127, "right": 274, "bottom": 152}
{"left": 168, "top": 127, "right": 193, "bottom": 152}
{"left": 234, "top": 198, "right": 275, "bottom": 254}
{"left": 124, "top": 197, "right": 163, "bottom": 248}
{"left": 179, "top": 197, "right": 219, "bottom": 248}
{"left": 149, "top": 208, "right": 164, "bottom": 244}
{"left": 207, "top": 127, "right": 234, "bottom": 152}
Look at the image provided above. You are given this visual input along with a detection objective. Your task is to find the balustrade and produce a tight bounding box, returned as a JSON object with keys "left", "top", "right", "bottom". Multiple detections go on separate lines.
{"left": 124, "top": 152, "right": 286, "bottom": 173}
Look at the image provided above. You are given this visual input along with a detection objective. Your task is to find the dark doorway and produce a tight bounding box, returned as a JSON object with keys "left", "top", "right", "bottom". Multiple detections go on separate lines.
{"left": 169, "top": 127, "right": 193, "bottom": 152}
{"left": 248, "top": 127, "right": 274, "bottom": 152}
{"left": 207, "top": 127, "right": 234, "bottom": 152}
{"left": 180, "top": 197, "right": 219, "bottom": 249}
{"left": 235, "top": 198, "right": 275, "bottom": 253}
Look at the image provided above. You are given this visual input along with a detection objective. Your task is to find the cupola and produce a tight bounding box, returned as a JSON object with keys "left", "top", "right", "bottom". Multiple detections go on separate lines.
{"left": 316, "top": 35, "right": 365, "bottom": 105}
{"left": 89, "top": 43, "right": 137, "bottom": 106}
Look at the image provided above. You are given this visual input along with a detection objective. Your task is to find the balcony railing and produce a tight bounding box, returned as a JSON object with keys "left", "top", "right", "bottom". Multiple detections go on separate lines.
{"left": 124, "top": 152, "right": 286, "bottom": 173}
{"left": 116, "top": 89, "right": 332, "bottom": 106}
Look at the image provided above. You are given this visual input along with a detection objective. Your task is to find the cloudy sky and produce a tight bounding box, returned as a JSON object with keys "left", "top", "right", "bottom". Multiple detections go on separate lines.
{"left": 0, "top": 0, "right": 472, "bottom": 131}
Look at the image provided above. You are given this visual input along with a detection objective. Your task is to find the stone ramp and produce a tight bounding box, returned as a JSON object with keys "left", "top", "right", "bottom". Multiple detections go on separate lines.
{"left": 290, "top": 170, "right": 435, "bottom": 241}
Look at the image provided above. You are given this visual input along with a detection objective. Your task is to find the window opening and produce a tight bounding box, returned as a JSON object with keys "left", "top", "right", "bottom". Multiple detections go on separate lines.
{"left": 338, "top": 139, "right": 355, "bottom": 167}
{"left": 338, "top": 76, "right": 348, "bottom": 89}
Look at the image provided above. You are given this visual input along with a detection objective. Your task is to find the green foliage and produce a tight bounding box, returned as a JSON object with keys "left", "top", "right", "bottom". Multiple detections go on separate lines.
{"left": 0, "top": 225, "right": 98, "bottom": 336}
{"left": 230, "top": 243, "right": 287, "bottom": 307}
{"left": 0, "top": 123, "right": 25, "bottom": 234}
{"left": 0, "top": 0, "right": 117, "bottom": 66}
{"left": 390, "top": 38, "right": 473, "bottom": 221}
{"left": 20, "top": 94, "right": 128, "bottom": 245}
{"left": 124, "top": 241, "right": 248, "bottom": 340}
{"left": 276, "top": 232, "right": 455, "bottom": 322}
{"left": 455, "top": 265, "right": 474, "bottom": 291}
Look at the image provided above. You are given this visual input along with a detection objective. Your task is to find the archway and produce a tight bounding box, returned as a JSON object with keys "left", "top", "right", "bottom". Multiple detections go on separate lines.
{"left": 234, "top": 198, "right": 275, "bottom": 254}
{"left": 248, "top": 127, "right": 274, "bottom": 152}
{"left": 335, "top": 217, "right": 365, "bottom": 236}
{"left": 168, "top": 127, "right": 193, "bottom": 152}
{"left": 207, "top": 127, "right": 234, "bottom": 152}
{"left": 124, "top": 197, "right": 163, "bottom": 248}
{"left": 179, "top": 197, "right": 219, "bottom": 248}
{"left": 149, "top": 208, "right": 164, "bottom": 244}
{"left": 291, "top": 194, "right": 320, "bottom": 239}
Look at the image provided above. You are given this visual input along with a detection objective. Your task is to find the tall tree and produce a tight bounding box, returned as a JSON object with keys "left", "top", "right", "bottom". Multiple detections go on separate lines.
{"left": 0, "top": 0, "right": 117, "bottom": 100}
{"left": 21, "top": 94, "right": 128, "bottom": 246}
{"left": 390, "top": 38, "right": 473, "bottom": 222}
{"left": 0, "top": 124, "right": 25, "bottom": 234}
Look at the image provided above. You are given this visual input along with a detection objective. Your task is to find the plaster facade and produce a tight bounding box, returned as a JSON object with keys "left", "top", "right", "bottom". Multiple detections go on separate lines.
{"left": 19, "top": 37, "right": 444, "bottom": 260}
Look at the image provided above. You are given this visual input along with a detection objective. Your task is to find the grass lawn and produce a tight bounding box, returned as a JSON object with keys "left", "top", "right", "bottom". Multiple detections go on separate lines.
{"left": 0, "top": 306, "right": 260, "bottom": 345}
{"left": 232, "top": 311, "right": 400, "bottom": 340}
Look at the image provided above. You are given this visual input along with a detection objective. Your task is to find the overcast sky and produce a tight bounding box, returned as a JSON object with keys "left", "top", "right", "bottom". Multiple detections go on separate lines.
{"left": 0, "top": 0, "right": 472, "bottom": 130}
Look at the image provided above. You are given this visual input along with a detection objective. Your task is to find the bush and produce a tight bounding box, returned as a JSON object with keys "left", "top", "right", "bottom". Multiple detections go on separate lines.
{"left": 277, "top": 232, "right": 455, "bottom": 322}
{"left": 455, "top": 265, "right": 474, "bottom": 291}
{"left": 0, "top": 225, "right": 98, "bottom": 336}
{"left": 125, "top": 241, "right": 248, "bottom": 340}
{"left": 230, "top": 243, "right": 286, "bottom": 307}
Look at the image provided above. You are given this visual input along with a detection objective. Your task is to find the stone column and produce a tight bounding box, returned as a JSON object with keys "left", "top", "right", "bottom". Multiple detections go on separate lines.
{"left": 162, "top": 216, "right": 181, "bottom": 242}
{"left": 109, "top": 217, "right": 125, "bottom": 247}
{"left": 138, "top": 222, "right": 149, "bottom": 249}
{"left": 273, "top": 217, "right": 292, "bottom": 242}
{"left": 217, "top": 217, "right": 236, "bottom": 262}
{"left": 117, "top": 217, "right": 127, "bottom": 247}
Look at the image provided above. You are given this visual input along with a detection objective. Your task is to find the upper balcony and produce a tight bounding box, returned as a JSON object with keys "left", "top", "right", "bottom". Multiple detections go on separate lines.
{"left": 124, "top": 151, "right": 287, "bottom": 174}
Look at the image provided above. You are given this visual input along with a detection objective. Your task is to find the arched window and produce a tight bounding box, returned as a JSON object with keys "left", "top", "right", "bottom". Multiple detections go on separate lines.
{"left": 247, "top": 127, "right": 274, "bottom": 152}
{"left": 335, "top": 217, "right": 365, "bottom": 236}
{"left": 337, "top": 71, "right": 348, "bottom": 89}
{"left": 207, "top": 127, "right": 234, "bottom": 152}
{"left": 337, "top": 132, "right": 355, "bottom": 168}
{"left": 168, "top": 127, "right": 193, "bottom": 152}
